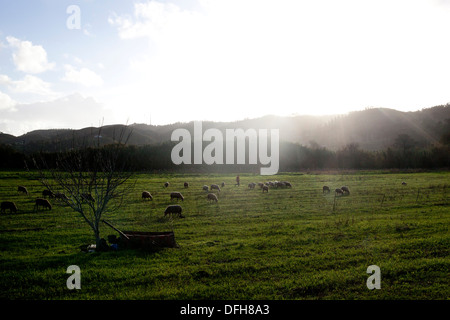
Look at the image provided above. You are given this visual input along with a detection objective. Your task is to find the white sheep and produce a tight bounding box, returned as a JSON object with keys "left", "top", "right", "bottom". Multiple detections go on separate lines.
{"left": 207, "top": 193, "right": 218, "bottom": 202}
{"left": 17, "top": 186, "right": 28, "bottom": 195}
{"left": 341, "top": 186, "right": 350, "bottom": 195}
{"left": 164, "top": 205, "right": 184, "bottom": 218}
{"left": 170, "top": 192, "right": 184, "bottom": 201}
{"left": 142, "top": 191, "right": 153, "bottom": 200}
{"left": 210, "top": 184, "right": 221, "bottom": 192}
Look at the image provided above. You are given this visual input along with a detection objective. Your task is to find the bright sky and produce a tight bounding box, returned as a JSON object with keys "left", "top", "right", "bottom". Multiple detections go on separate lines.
{"left": 1, "top": 0, "right": 450, "bottom": 136}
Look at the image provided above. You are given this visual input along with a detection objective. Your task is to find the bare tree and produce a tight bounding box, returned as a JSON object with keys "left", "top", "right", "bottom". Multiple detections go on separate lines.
{"left": 28, "top": 126, "right": 135, "bottom": 251}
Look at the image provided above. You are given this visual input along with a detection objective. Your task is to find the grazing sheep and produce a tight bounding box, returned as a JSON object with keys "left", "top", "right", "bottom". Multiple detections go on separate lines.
{"left": 248, "top": 183, "right": 256, "bottom": 189}
{"left": 184, "top": 182, "right": 189, "bottom": 188}
{"left": 276, "top": 181, "right": 286, "bottom": 188}
{"left": 34, "top": 198, "right": 52, "bottom": 211}
{"left": 323, "top": 186, "right": 330, "bottom": 194}
{"left": 207, "top": 193, "right": 218, "bottom": 202}
{"left": 42, "top": 189, "right": 54, "bottom": 198}
{"left": 170, "top": 192, "right": 184, "bottom": 201}
{"left": 17, "top": 186, "right": 28, "bottom": 195}
{"left": 341, "top": 186, "right": 350, "bottom": 195}
{"left": 164, "top": 205, "right": 184, "bottom": 218}
{"left": 262, "top": 185, "right": 269, "bottom": 193}
{"left": 202, "top": 185, "right": 209, "bottom": 192}
{"left": 221, "top": 182, "right": 225, "bottom": 188}
{"left": 142, "top": 191, "right": 153, "bottom": 200}
{"left": 81, "top": 193, "right": 95, "bottom": 202}
{"left": 257, "top": 182, "right": 264, "bottom": 188}
{"left": 283, "top": 181, "right": 292, "bottom": 188}
{"left": 210, "top": 184, "right": 221, "bottom": 192}
{"left": 402, "top": 181, "right": 407, "bottom": 185}
{"left": 1, "top": 201, "right": 17, "bottom": 213}
{"left": 335, "top": 188, "right": 344, "bottom": 196}
{"left": 164, "top": 182, "right": 170, "bottom": 188}
{"left": 55, "top": 192, "right": 69, "bottom": 201}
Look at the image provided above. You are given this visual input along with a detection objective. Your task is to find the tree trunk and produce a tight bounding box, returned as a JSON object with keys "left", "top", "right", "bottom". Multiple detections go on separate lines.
{"left": 94, "top": 227, "right": 108, "bottom": 252}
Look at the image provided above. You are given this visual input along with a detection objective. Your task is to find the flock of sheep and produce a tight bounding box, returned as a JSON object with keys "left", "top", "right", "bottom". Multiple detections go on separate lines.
{"left": 0, "top": 179, "right": 356, "bottom": 217}
{"left": 322, "top": 185, "right": 350, "bottom": 196}
{"left": 0, "top": 185, "right": 95, "bottom": 214}
{"left": 139, "top": 179, "right": 295, "bottom": 219}
{"left": 143, "top": 181, "right": 225, "bottom": 219}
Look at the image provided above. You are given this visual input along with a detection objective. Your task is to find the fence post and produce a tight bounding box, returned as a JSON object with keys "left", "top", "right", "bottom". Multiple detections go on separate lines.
{"left": 333, "top": 194, "right": 337, "bottom": 212}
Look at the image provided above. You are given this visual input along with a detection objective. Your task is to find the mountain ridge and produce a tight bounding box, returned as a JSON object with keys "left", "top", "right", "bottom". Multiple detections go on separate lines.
{"left": 1, "top": 105, "right": 449, "bottom": 153}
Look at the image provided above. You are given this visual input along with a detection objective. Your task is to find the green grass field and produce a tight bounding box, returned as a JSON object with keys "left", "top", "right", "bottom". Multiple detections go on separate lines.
{"left": 0, "top": 171, "right": 449, "bottom": 300}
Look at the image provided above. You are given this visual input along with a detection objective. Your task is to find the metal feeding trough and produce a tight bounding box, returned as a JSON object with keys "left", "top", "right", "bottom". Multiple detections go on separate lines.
{"left": 102, "top": 220, "right": 178, "bottom": 250}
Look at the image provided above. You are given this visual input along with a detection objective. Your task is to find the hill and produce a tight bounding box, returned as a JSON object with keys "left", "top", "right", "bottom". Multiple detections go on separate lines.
{"left": 0, "top": 104, "right": 449, "bottom": 153}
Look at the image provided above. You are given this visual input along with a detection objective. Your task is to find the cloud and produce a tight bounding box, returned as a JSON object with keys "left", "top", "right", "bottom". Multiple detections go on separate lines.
{"left": 62, "top": 64, "right": 104, "bottom": 87}
{"left": 11, "top": 74, "right": 55, "bottom": 96}
{"left": 0, "top": 90, "right": 16, "bottom": 111}
{"left": 0, "top": 73, "right": 56, "bottom": 99}
{"left": 6, "top": 36, "right": 55, "bottom": 74}
{"left": 108, "top": 1, "right": 203, "bottom": 42}
{"left": 0, "top": 93, "right": 107, "bottom": 136}
{"left": 0, "top": 74, "right": 12, "bottom": 86}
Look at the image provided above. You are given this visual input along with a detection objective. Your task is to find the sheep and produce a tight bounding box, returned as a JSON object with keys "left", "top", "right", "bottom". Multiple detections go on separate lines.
{"left": 164, "top": 182, "right": 170, "bottom": 188}
{"left": 323, "top": 186, "right": 330, "bottom": 194}
{"left": 142, "top": 191, "right": 153, "bottom": 200}
{"left": 1, "top": 201, "right": 17, "bottom": 213}
{"left": 17, "top": 186, "right": 28, "bottom": 195}
{"left": 34, "top": 198, "right": 52, "bottom": 211}
{"left": 335, "top": 188, "right": 344, "bottom": 196}
{"left": 402, "top": 181, "right": 407, "bottom": 185}
{"left": 170, "top": 192, "right": 184, "bottom": 201}
{"left": 257, "top": 182, "right": 264, "bottom": 188}
{"left": 248, "top": 183, "right": 256, "bottom": 189}
{"left": 55, "top": 192, "right": 69, "bottom": 201}
{"left": 262, "top": 185, "right": 269, "bottom": 193}
{"left": 207, "top": 193, "right": 218, "bottom": 202}
{"left": 184, "top": 182, "right": 189, "bottom": 188}
{"left": 202, "top": 185, "right": 209, "bottom": 192}
{"left": 42, "top": 189, "right": 54, "bottom": 198}
{"left": 283, "top": 181, "right": 292, "bottom": 188}
{"left": 164, "top": 205, "right": 184, "bottom": 218}
{"left": 276, "top": 182, "right": 286, "bottom": 188}
{"left": 341, "top": 186, "right": 350, "bottom": 195}
{"left": 81, "top": 193, "right": 95, "bottom": 202}
{"left": 221, "top": 182, "right": 225, "bottom": 188}
{"left": 210, "top": 184, "right": 221, "bottom": 192}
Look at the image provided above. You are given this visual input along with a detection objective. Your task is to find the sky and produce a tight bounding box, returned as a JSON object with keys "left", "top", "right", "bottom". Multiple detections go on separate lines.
{"left": 1, "top": 0, "right": 450, "bottom": 136}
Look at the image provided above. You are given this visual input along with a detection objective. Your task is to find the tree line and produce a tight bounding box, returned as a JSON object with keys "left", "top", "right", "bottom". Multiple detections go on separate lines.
{"left": 0, "top": 134, "right": 448, "bottom": 172}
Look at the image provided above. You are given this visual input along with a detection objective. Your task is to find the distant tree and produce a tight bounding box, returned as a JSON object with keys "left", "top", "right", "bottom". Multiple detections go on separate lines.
{"left": 439, "top": 119, "right": 450, "bottom": 145}
{"left": 308, "top": 140, "right": 321, "bottom": 149}
{"left": 0, "top": 144, "right": 26, "bottom": 169}
{"left": 393, "top": 134, "right": 416, "bottom": 154}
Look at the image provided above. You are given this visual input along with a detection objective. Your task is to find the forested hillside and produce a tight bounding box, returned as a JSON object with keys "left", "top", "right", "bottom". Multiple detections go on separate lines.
{"left": 0, "top": 105, "right": 449, "bottom": 171}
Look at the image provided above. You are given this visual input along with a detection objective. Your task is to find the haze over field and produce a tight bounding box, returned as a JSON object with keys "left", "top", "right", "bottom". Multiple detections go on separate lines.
{"left": 1, "top": 0, "right": 450, "bottom": 136}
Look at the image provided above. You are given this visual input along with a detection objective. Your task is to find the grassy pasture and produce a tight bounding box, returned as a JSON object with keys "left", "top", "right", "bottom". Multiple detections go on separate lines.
{"left": 0, "top": 171, "right": 449, "bottom": 300}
